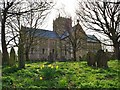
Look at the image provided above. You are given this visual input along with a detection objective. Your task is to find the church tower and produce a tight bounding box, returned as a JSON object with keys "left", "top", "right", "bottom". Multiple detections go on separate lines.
{"left": 53, "top": 15, "right": 72, "bottom": 37}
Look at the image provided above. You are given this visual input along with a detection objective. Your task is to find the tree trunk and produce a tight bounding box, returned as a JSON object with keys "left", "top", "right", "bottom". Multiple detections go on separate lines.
{"left": 18, "top": 33, "right": 25, "bottom": 69}
{"left": 18, "top": 43, "right": 25, "bottom": 69}
{"left": 73, "top": 49, "right": 77, "bottom": 61}
{"left": 114, "top": 43, "right": 119, "bottom": 60}
{"left": 1, "top": 11, "right": 9, "bottom": 65}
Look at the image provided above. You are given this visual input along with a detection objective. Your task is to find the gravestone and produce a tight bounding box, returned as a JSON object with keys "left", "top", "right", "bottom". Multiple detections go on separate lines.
{"left": 9, "top": 47, "right": 16, "bottom": 66}
{"left": 96, "top": 49, "right": 108, "bottom": 68}
{"left": 86, "top": 51, "right": 96, "bottom": 67}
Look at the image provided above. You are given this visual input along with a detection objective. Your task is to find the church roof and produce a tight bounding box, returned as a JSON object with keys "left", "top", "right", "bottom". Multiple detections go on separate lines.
{"left": 24, "top": 27, "right": 100, "bottom": 43}
{"left": 24, "top": 27, "right": 58, "bottom": 39}
{"left": 87, "top": 35, "right": 100, "bottom": 43}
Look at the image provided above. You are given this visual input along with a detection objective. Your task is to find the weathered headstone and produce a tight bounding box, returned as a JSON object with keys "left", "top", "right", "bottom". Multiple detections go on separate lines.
{"left": 9, "top": 47, "right": 16, "bottom": 66}
{"left": 102, "top": 52, "right": 109, "bottom": 68}
{"left": 96, "top": 49, "right": 108, "bottom": 68}
{"left": 86, "top": 51, "right": 96, "bottom": 67}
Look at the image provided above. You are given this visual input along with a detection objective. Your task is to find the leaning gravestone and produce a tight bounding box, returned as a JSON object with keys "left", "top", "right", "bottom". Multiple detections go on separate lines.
{"left": 86, "top": 51, "right": 96, "bottom": 67}
{"left": 96, "top": 49, "right": 108, "bottom": 68}
{"left": 9, "top": 47, "right": 16, "bottom": 66}
{"left": 102, "top": 52, "right": 109, "bottom": 68}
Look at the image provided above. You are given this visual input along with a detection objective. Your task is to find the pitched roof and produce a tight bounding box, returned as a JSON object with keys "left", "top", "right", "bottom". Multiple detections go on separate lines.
{"left": 24, "top": 27, "right": 59, "bottom": 39}
{"left": 24, "top": 27, "right": 100, "bottom": 43}
{"left": 87, "top": 35, "right": 100, "bottom": 43}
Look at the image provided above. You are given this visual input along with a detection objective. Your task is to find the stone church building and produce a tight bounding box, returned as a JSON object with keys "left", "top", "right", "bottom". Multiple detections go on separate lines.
{"left": 24, "top": 16, "right": 101, "bottom": 61}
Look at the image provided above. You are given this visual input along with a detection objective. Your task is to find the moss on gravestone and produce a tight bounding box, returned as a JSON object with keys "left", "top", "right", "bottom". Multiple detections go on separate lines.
{"left": 9, "top": 47, "right": 16, "bottom": 66}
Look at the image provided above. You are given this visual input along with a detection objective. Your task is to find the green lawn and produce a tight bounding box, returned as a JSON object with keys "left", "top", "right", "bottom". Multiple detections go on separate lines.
{"left": 2, "top": 60, "right": 119, "bottom": 89}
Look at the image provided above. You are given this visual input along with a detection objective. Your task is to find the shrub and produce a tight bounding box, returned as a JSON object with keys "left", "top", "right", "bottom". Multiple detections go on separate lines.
{"left": 16, "top": 69, "right": 34, "bottom": 78}
{"left": 2, "top": 65, "right": 19, "bottom": 75}
{"left": 58, "top": 77, "right": 68, "bottom": 88}
{"left": 2, "top": 76, "right": 13, "bottom": 85}
{"left": 39, "top": 64, "right": 59, "bottom": 80}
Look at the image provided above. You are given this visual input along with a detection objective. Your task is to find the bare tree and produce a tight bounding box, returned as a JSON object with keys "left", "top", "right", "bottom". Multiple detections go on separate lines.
{"left": 64, "top": 19, "right": 87, "bottom": 61}
{"left": 0, "top": 0, "right": 16, "bottom": 65}
{"left": 0, "top": 0, "right": 54, "bottom": 68}
{"left": 11, "top": 1, "right": 53, "bottom": 68}
{"left": 76, "top": 0, "right": 120, "bottom": 60}
{"left": 8, "top": 0, "right": 53, "bottom": 63}
{"left": 0, "top": 0, "right": 31, "bottom": 65}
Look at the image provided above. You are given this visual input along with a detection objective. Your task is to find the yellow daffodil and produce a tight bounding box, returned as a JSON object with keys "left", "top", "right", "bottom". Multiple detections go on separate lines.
{"left": 40, "top": 67, "right": 43, "bottom": 69}
{"left": 42, "top": 64, "right": 45, "bottom": 68}
{"left": 51, "top": 66, "right": 54, "bottom": 68}
{"left": 40, "top": 77, "right": 43, "bottom": 80}
{"left": 37, "top": 69, "right": 39, "bottom": 72}
{"left": 56, "top": 65, "right": 59, "bottom": 69}
{"left": 48, "top": 64, "right": 52, "bottom": 67}
{"left": 40, "top": 64, "right": 44, "bottom": 69}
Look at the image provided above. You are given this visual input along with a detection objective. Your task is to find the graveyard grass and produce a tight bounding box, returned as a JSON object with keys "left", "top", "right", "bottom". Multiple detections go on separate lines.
{"left": 2, "top": 60, "right": 119, "bottom": 89}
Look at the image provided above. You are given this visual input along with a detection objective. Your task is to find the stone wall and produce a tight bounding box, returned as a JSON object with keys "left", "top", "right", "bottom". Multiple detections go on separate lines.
{"left": 29, "top": 38, "right": 59, "bottom": 61}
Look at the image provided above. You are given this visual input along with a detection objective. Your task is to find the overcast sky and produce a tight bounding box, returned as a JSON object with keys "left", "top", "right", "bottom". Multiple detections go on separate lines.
{"left": 42, "top": 0, "right": 78, "bottom": 30}
{"left": 0, "top": 0, "right": 78, "bottom": 52}
{"left": 0, "top": 0, "right": 113, "bottom": 52}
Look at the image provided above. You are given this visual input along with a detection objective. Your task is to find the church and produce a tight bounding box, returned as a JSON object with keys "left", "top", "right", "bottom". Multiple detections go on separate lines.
{"left": 24, "top": 16, "right": 101, "bottom": 61}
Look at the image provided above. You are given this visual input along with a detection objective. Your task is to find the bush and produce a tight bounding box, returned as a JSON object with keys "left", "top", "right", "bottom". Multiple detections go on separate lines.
{"left": 3, "top": 65, "right": 19, "bottom": 75}
{"left": 40, "top": 64, "right": 57, "bottom": 80}
{"left": 2, "top": 76, "right": 13, "bottom": 85}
